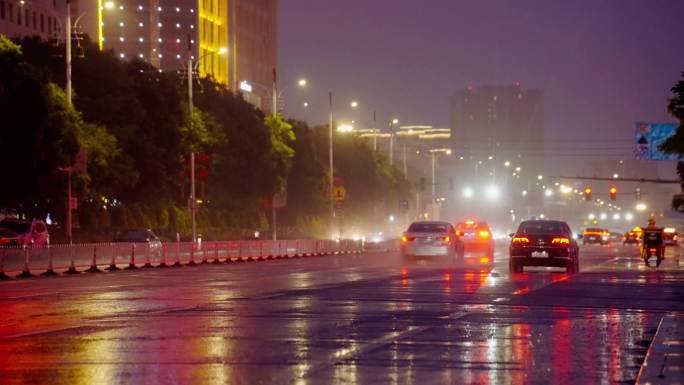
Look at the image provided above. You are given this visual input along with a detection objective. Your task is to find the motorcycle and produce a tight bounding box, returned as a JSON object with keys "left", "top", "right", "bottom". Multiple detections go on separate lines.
{"left": 642, "top": 228, "right": 665, "bottom": 267}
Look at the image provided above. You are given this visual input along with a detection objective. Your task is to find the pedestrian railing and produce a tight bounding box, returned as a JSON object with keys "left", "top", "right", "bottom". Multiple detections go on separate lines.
{"left": 0, "top": 239, "right": 363, "bottom": 279}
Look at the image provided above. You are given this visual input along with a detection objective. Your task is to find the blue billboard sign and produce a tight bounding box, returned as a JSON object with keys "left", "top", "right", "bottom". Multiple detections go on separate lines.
{"left": 634, "top": 122, "right": 679, "bottom": 160}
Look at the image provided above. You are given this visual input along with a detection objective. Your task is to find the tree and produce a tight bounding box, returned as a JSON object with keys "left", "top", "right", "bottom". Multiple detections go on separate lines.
{"left": 660, "top": 72, "right": 684, "bottom": 211}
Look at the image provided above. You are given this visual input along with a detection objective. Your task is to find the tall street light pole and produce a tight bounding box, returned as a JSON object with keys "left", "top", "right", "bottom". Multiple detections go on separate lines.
{"left": 186, "top": 36, "right": 198, "bottom": 244}
{"left": 329, "top": 91, "right": 334, "bottom": 237}
{"left": 65, "top": 0, "right": 72, "bottom": 104}
{"left": 271, "top": 68, "right": 278, "bottom": 241}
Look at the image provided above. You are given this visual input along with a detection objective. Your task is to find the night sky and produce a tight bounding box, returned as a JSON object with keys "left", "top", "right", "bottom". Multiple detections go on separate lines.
{"left": 279, "top": 0, "right": 683, "bottom": 162}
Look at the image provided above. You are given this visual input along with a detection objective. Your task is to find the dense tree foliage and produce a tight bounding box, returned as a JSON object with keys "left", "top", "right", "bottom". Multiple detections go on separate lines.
{"left": 660, "top": 72, "right": 684, "bottom": 211}
{"left": 1, "top": 35, "right": 410, "bottom": 240}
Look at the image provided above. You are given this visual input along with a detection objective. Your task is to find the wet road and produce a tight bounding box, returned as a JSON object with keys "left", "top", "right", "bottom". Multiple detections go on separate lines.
{"left": 0, "top": 243, "right": 682, "bottom": 384}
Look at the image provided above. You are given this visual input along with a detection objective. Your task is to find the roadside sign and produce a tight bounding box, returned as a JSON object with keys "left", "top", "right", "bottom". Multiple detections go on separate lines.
{"left": 334, "top": 186, "right": 347, "bottom": 202}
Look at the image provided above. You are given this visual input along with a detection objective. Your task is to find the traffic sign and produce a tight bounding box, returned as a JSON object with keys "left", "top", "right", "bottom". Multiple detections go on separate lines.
{"left": 334, "top": 186, "right": 347, "bottom": 202}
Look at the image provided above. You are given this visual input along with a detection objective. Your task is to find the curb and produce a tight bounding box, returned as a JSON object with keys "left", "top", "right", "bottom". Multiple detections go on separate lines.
{"left": 636, "top": 313, "right": 684, "bottom": 385}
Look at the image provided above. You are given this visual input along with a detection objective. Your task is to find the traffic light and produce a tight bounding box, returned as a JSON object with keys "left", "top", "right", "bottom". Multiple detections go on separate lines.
{"left": 609, "top": 187, "right": 617, "bottom": 201}
{"left": 584, "top": 187, "right": 592, "bottom": 201}
{"left": 635, "top": 187, "right": 642, "bottom": 201}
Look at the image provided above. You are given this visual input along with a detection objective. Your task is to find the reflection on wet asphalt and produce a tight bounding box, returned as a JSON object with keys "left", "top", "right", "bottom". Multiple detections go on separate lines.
{"left": 0, "top": 243, "right": 682, "bottom": 384}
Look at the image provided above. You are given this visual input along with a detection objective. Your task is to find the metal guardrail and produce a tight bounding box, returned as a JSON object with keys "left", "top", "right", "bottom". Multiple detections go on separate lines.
{"left": 0, "top": 239, "right": 363, "bottom": 279}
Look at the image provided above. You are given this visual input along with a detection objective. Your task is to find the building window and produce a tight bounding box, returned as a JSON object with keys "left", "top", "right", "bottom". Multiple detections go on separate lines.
{"left": 25, "top": 8, "right": 29, "bottom": 26}
{"left": 0, "top": 1, "right": 5, "bottom": 20}
{"left": 16, "top": 5, "right": 20, "bottom": 24}
{"left": 48, "top": 16, "right": 51, "bottom": 33}
{"left": 32, "top": 10, "right": 36, "bottom": 30}
{"left": 40, "top": 13, "right": 44, "bottom": 32}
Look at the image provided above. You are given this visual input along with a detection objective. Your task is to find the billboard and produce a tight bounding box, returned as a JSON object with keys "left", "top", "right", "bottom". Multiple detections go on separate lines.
{"left": 634, "top": 122, "right": 679, "bottom": 160}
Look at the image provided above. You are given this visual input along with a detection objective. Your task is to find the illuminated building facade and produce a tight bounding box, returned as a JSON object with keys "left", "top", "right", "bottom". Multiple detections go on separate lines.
{"left": 95, "top": 0, "right": 228, "bottom": 85}
{"left": 0, "top": 0, "right": 64, "bottom": 41}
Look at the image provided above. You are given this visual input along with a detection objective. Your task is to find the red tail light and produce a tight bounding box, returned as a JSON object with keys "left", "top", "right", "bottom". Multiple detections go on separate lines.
{"left": 401, "top": 235, "right": 415, "bottom": 243}
{"left": 479, "top": 257, "right": 490, "bottom": 264}
{"left": 441, "top": 236, "right": 451, "bottom": 243}
{"left": 551, "top": 237, "right": 570, "bottom": 246}
{"left": 649, "top": 247, "right": 656, "bottom": 253}
{"left": 512, "top": 236, "right": 529, "bottom": 244}
{"left": 478, "top": 230, "right": 490, "bottom": 239}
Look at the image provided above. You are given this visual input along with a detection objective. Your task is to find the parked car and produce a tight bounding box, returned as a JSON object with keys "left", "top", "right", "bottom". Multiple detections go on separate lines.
{"left": 0, "top": 218, "right": 50, "bottom": 246}
{"left": 509, "top": 220, "right": 580, "bottom": 274}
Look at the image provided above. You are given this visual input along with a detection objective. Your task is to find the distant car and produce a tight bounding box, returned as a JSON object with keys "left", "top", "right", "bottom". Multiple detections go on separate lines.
{"left": 114, "top": 229, "right": 162, "bottom": 257}
{"left": 609, "top": 232, "right": 623, "bottom": 243}
{"left": 583, "top": 227, "right": 609, "bottom": 245}
{"left": 663, "top": 227, "right": 679, "bottom": 247}
{"left": 400, "top": 221, "right": 464, "bottom": 263}
{"left": 509, "top": 220, "right": 580, "bottom": 274}
{"left": 454, "top": 219, "right": 494, "bottom": 256}
{"left": 624, "top": 227, "right": 643, "bottom": 245}
{"left": 363, "top": 233, "right": 389, "bottom": 252}
{"left": 0, "top": 218, "right": 50, "bottom": 246}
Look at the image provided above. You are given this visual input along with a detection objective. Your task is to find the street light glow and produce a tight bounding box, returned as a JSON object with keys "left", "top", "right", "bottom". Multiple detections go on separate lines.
{"left": 600, "top": 213, "right": 607, "bottom": 220}
{"left": 588, "top": 213, "right": 596, "bottom": 220}
{"left": 613, "top": 173, "right": 619, "bottom": 179}
{"left": 545, "top": 189, "right": 553, "bottom": 197}
{"left": 613, "top": 213, "right": 621, "bottom": 220}
{"left": 392, "top": 118, "right": 399, "bottom": 125}
{"left": 504, "top": 161, "right": 511, "bottom": 167}
{"left": 485, "top": 185, "right": 500, "bottom": 201}
{"left": 537, "top": 175, "right": 543, "bottom": 180}
{"left": 636, "top": 202, "right": 647, "bottom": 212}
{"left": 350, "top": 101, "right": 358, "bottom": 108}
{"left": 337, "top": 123, "right": 354, "bottom": 133}
{"left": 625, "top": 212, "right": 634, "bottom": 221}
{"left": 218, "top": 47, "right": 228, "bottom": 54}
{"left": 462, "top": 187, "right": 473, "bottom": 199}
{"left": 303, "top": 101, "right": 309, "bottom": 107}
{"left": 298, "top": 78, "right": 307, "bottom": 87}
{"left": 104, "top": 1, "right": 115, "bottom": 9}
{"left": 521, "top": 190, "right": 528, "bottom": 196}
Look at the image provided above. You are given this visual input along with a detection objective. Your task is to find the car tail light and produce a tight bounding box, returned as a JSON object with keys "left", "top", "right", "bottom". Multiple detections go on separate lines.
{"left": 480, "top": 257, "right": 490, "bottom": 264}
{"left": 401, "top": 235, "right": 414, "bottom": 243}
{"left": 649, "top": 247, "right": 656, "bottom": 253}
{"left": 551, "top": 237, "right": 570, "bottom": 246}
{"left": 512, "top": 236, "right": 529, "bottom": 244}
{"left": 478, "top": 230, "right": 490, "bottom": 239}
{"left": 441, "top": 236, "right": 451, "bottom": 243}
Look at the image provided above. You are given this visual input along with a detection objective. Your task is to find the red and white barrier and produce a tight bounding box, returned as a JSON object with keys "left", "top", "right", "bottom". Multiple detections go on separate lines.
{"left": 0, "top": 239, "right": 363, "bottom": 279}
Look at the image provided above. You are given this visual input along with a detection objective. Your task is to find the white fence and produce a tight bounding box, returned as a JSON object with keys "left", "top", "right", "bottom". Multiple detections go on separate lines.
{"left": 0, "top": 239, "right": 363, "bottom": 278}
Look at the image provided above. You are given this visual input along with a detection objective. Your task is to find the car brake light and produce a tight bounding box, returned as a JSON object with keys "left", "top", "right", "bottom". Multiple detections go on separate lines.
{"left": 479, "top": 257, "right": 490, "bottom": 264}
{"left": 649, "top": 248, "right": 656, "bottom": 253}
{"left": 401, "top": 235, "right": 415, "bottom": 243}
{"left": 512, "top": 236, "right": 529, "bottom": 244}
{"left": 478, "top": 230, "right": 490, "bottom": 239}
{"left": 551, "top": 237, "right": 570, "bottom": 245}
{"left": 465, "top": 220, "right": 475, "bottom": 225}
{"left": 442, "top": 236, "right": 451, "bottom": 243}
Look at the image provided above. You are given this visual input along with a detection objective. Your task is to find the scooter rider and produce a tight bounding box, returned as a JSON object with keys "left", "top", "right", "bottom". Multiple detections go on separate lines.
{"left": 642, "top": 216, "right": 664, "bottom": 267}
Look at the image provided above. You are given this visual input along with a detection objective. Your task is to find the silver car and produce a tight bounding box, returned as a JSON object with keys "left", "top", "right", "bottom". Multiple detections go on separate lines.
{"left": 400, "top": 221, "right": 464, "bottom": 262}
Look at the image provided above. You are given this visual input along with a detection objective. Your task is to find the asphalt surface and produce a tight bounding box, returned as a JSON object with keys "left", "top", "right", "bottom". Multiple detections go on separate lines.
{"left": 0, "top": 242, "right": 682, "bottom": 385}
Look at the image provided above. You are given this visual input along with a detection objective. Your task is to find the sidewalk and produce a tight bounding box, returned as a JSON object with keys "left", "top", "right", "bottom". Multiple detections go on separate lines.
{"left": 636, "top": 313, "right": 684, "bottom": 385}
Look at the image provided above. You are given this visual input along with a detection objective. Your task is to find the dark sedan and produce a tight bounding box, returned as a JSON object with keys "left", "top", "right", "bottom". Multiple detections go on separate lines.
{"left": 509, "top": 220, "right": 580, "bottom": 274}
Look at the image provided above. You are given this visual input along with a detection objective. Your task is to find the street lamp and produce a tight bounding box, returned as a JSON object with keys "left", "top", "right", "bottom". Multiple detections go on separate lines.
{"left": 298, "top": 78, "right": 307, "bottom": 87}
{"left": 462, "top": 186, "right": 474, "bottom": 199}
{"left": 389, "top": 118, "right": 399, "bottom": 165}
{"left": 350, "top": 101, "right": 358, "bottom": 108}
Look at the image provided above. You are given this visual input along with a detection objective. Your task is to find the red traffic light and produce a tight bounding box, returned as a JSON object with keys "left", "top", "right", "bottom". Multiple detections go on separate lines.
{"left": 609, "top": 187, "right": 617, "bottom": 201}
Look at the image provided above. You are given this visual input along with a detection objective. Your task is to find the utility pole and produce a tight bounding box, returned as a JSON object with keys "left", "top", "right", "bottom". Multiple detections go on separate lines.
{"left": 431, "top": 152, "right": 436, "bottom": 198}
{"left": 187, "top": 35, "right": 197, "bottom": 244}
{"left": 403, "top": 143, "right": 407, "bottom": 177}
{"left": 372, "top": 110, "right": 377, "bottom": 151}
{"left": 329, "top": 91, "right": 334, "bottom": 237}
{"left": 65, "top": 0, "right": 72, "bottom": 104}
{"left": 272, "top": 68, "right": 278, "bottom": 241}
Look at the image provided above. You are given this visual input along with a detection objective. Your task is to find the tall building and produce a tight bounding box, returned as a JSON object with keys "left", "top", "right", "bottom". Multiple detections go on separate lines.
{"left": 94, "top": 0, "right": 229, "bottom": 85}
{"left": 0, "top": 0, "right": 64, "bottom": 41}
{"left": 450, "top": 82, "right": 544, "bottom": 172}
{"left": 230, "top": 0, "right": 277, "bottom": 112}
